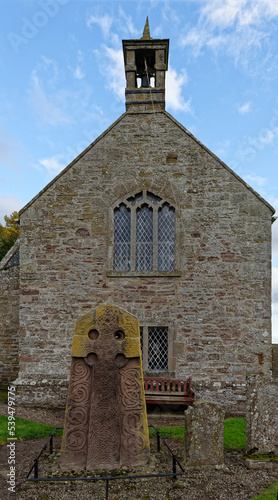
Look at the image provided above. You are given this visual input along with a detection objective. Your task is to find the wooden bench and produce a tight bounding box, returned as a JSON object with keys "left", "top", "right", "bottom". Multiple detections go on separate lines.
{"left": 144, "top": 376, "right": 194, "bottom": 406}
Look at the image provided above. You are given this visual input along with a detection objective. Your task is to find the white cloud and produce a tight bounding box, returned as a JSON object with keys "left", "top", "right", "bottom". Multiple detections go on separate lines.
{"left": 166, "top": 66, "right": 192, "bottom": 113}
{"left": 238, "top": 101, "right": 251, "bottom": 114}
{"left": 77, "top": 50, "right": 84, "bottom": 63}
{"left": 73, "top": 66, "right": 85, "bottom": 80}
{"left": 153, "top": 25, "right": 163, "bottom": 37}
{"left": 29, "top": 56, "right": 97, "bottom": 127}
{"left": 179, "top": 0, "right": 278, "bottom": 65}
{"left": 94, "top": 46, "right": 125, "bottom": 101}
{"left": 215, "top": 139, "right": 231, "bottom": 159}
{"left": 0, "top": 194, "right": 23, "bottom": 225}
{"left": 29, "top": 72, "right": 71, "bottom": 126}
{"left": 162, "top": 4, "right": 180, "bottom": 25}
{"left": 272, "top": 267, "right": 278, "bottom": 302}
{"left": 271, "top": 305, "right": 278, "bottom": 343}
{"left": 86, "top": 13, "right": 114, "bottom": 38}
{"left": 258, "top": 129, "right": 275, "bottom": 145}
{"left": 201, "top": 0, "right": 250, "bottom": 29}
{"left": 0, "top": 126, "right": 32, "bottom": 172}
{"left": 118, "top": 7, "right": 140, "bottom": 37}
{"left": 243, "top": 174, "right": 267, "bottom": 188}
{"left": 201, "top": 0, "right": 278, "bottom": 30}
{"left": 38, "top": 154, "right": 66, "bottom": 176}
{"left": 272, "top": 219, "right": 278, "bottom": 258}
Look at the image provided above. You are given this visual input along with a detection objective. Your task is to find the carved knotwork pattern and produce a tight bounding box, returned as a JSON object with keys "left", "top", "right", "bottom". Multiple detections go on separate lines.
{"left": 67, "top": 406, "right": 88, "bottom": 427}
{"left": 87, "top": 361, "right": 121, "bottom": 469}
{"left": 119, "top": 365, "right": 149, "bottom": 456}
{"left": 66, "top": 429, "right": 87, "bottom": 451}
{"left": 120, "top": 368, "right": 143, "bottom": 410}
{"left": 63, "top": 358, "right": 91, "bottom": 456}
{"left": 96, "top": 306, "right": 119, "bottom": 333}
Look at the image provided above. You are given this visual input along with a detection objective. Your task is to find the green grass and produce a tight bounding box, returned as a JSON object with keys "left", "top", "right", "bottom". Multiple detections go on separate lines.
{"left": 0, "top": 415, "right": 63, "bottom": 444}
{"left": 0, "top": 416, "right": 246, "bottom": 451}
{"left": 250, "top": 480, "right": 278, "bottom": 500}
{"left": 0, "top": 415, "right": 276, "bottom": 500}
{"left": 149, "top": 418, "right": 246, "bottom": 450}
{"left": 149, "top": 425, "right": 184, "bottom": 441}
{"left": 224, "top": 417, "right": 246, "bottom": 450}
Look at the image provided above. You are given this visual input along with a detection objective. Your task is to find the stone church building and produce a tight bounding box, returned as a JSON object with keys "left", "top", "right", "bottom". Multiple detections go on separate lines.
{"left": 0, "top": 21, "right": 277, "bottom": 414}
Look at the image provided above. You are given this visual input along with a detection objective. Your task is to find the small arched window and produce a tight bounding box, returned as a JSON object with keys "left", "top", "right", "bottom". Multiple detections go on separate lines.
{"left": 113, "top": 191, "right": 175, "bottom": 272}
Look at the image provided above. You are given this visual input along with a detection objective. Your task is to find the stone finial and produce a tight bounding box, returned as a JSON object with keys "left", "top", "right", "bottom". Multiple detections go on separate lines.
{"left": 141, "top": 16, "right": 152, "bottom": 40}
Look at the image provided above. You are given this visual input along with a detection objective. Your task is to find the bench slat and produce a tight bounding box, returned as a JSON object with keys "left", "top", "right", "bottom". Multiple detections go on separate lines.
{"left": 143, "top": 376, "right": 194, "bottom": 406}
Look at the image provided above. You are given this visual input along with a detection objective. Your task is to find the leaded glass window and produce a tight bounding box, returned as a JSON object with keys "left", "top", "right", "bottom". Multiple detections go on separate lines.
{"left": 113, "top": 191, "right": 175, "bottom": 272}
{"left": 148, "top": 326, "right": 168, "bottom": 371}
{"left": 113, "top": 204, "right": 131, "bottom": 271}
{"left": 140, "top": 325, "right": 170, "bottom": 372}
{"left": 158, "top": 204, "right": 175, "bottom": 271}
{"left": 136, "top": 205, "right": 153, "bottom": 271}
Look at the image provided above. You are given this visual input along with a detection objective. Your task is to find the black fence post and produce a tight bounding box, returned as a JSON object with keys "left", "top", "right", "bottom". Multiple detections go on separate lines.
{"left": 172, "top": 456, "right": 177, "bottom": 481}
{"left": 105, "top": 478, "right": 109, "bottom": 499}
{"left": 49, "top": 435, "right": 53, "bottom": 455}
{"left": 157, "top": 433, "right": 161, "bottom": 452}
{"left": 34, "top": 459, "right": 39, "bottom": 480}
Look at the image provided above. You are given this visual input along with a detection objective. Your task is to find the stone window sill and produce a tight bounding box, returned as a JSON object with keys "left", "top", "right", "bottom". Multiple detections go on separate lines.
{"left": 144, "top": 371, "right": 176, "bottom": 378}
{"left": 107, "top": 271, "right": 181, "bottom": 278}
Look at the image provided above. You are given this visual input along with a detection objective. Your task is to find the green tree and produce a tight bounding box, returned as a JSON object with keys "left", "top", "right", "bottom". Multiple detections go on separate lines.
{"left": 0, "top": 211, "right": 20, "bottom": 261}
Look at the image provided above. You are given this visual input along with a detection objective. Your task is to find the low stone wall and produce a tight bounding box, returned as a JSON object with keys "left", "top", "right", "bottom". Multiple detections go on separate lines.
{"left": 13, "top": 379, "right": 69, "bottom": 408}
{"left": 0, "top": 264, "right": 19, "bottom": 387}
{"left": 193, "top": 380, "right": 246, "bottom": 417}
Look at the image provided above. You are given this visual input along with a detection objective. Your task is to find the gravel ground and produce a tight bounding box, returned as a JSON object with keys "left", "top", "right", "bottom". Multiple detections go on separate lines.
{"left": 0, "top": 402, "right": 278, "bottom": 500}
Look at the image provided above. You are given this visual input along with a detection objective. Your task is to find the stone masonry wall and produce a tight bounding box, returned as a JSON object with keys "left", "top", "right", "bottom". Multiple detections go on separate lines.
{"left": 15, "top": 111, "right": 274, "bottom": 412}
{"left": 0, "top": 264, "right": 19, "bottom": 387}
{"left": 272, "top": 344, "right": 278, "bottom": 377}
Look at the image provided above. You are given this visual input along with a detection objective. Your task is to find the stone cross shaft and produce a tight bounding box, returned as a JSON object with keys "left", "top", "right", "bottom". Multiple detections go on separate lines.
{"left": 60, "top": 304, "right": 150, "bottom": 470}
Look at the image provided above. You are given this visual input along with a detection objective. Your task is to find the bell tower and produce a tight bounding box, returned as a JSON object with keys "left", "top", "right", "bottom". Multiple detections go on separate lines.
{"left": 122, "top": 17, "right": 169, "bottom": 112}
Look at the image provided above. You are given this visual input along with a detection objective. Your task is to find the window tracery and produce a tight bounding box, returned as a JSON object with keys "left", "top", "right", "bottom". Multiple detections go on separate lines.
{"left": 113, "top": 191, "right": 175, "bottom": 272}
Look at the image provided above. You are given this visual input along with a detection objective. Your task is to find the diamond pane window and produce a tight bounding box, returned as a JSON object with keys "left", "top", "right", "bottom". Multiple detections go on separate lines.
{"left": 114, "top": 204, "right": 131, "bottom": 271}
{"left": 158, "top": 204, "right": 175, "bottom": 271}
{"left": 148, "top": 326, "right": 168, "bottom": 371}
{"left": 112, "top": 191, "right": 176, "bottom": 273}
{"left": 136, "top": 205, "right": 153, "bottom": 271}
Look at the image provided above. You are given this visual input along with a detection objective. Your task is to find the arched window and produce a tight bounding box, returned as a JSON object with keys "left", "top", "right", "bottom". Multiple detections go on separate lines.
{"left": 114, "top": 204, "right": 131, "bottom": 271}
{"left": 136, "top": 204, "right": 153, "bottom": 271}
{"left": 113, "top": 191, "right": 175, "bottom": 272}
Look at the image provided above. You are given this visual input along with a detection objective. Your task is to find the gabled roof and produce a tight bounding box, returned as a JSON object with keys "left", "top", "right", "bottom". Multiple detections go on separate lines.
{"left": 164, "top": 111, "right": 275, "bottom": 215}
{"left": 19, "top": 110, "right": 275, "bottom": 217}
{"left": 19, "top": 113, "right": 127, "bottom": 217}
{"left": 0, "top": 240, "right": 20, "bottom": 270}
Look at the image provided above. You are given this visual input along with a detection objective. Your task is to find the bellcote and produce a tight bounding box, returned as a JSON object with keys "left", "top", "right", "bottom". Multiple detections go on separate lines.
{"left": 122, "top": 17, "right": 169, "bottom": 112}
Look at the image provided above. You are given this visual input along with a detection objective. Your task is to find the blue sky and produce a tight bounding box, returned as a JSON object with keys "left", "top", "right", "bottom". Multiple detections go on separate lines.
{"left": 1, "top": 0, "right": 278, "bottom": 342}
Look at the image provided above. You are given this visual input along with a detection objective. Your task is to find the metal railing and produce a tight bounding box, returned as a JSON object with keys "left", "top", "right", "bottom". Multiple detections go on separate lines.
{"left": 26, "top": 425, "right": 186, "bottom": 499}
